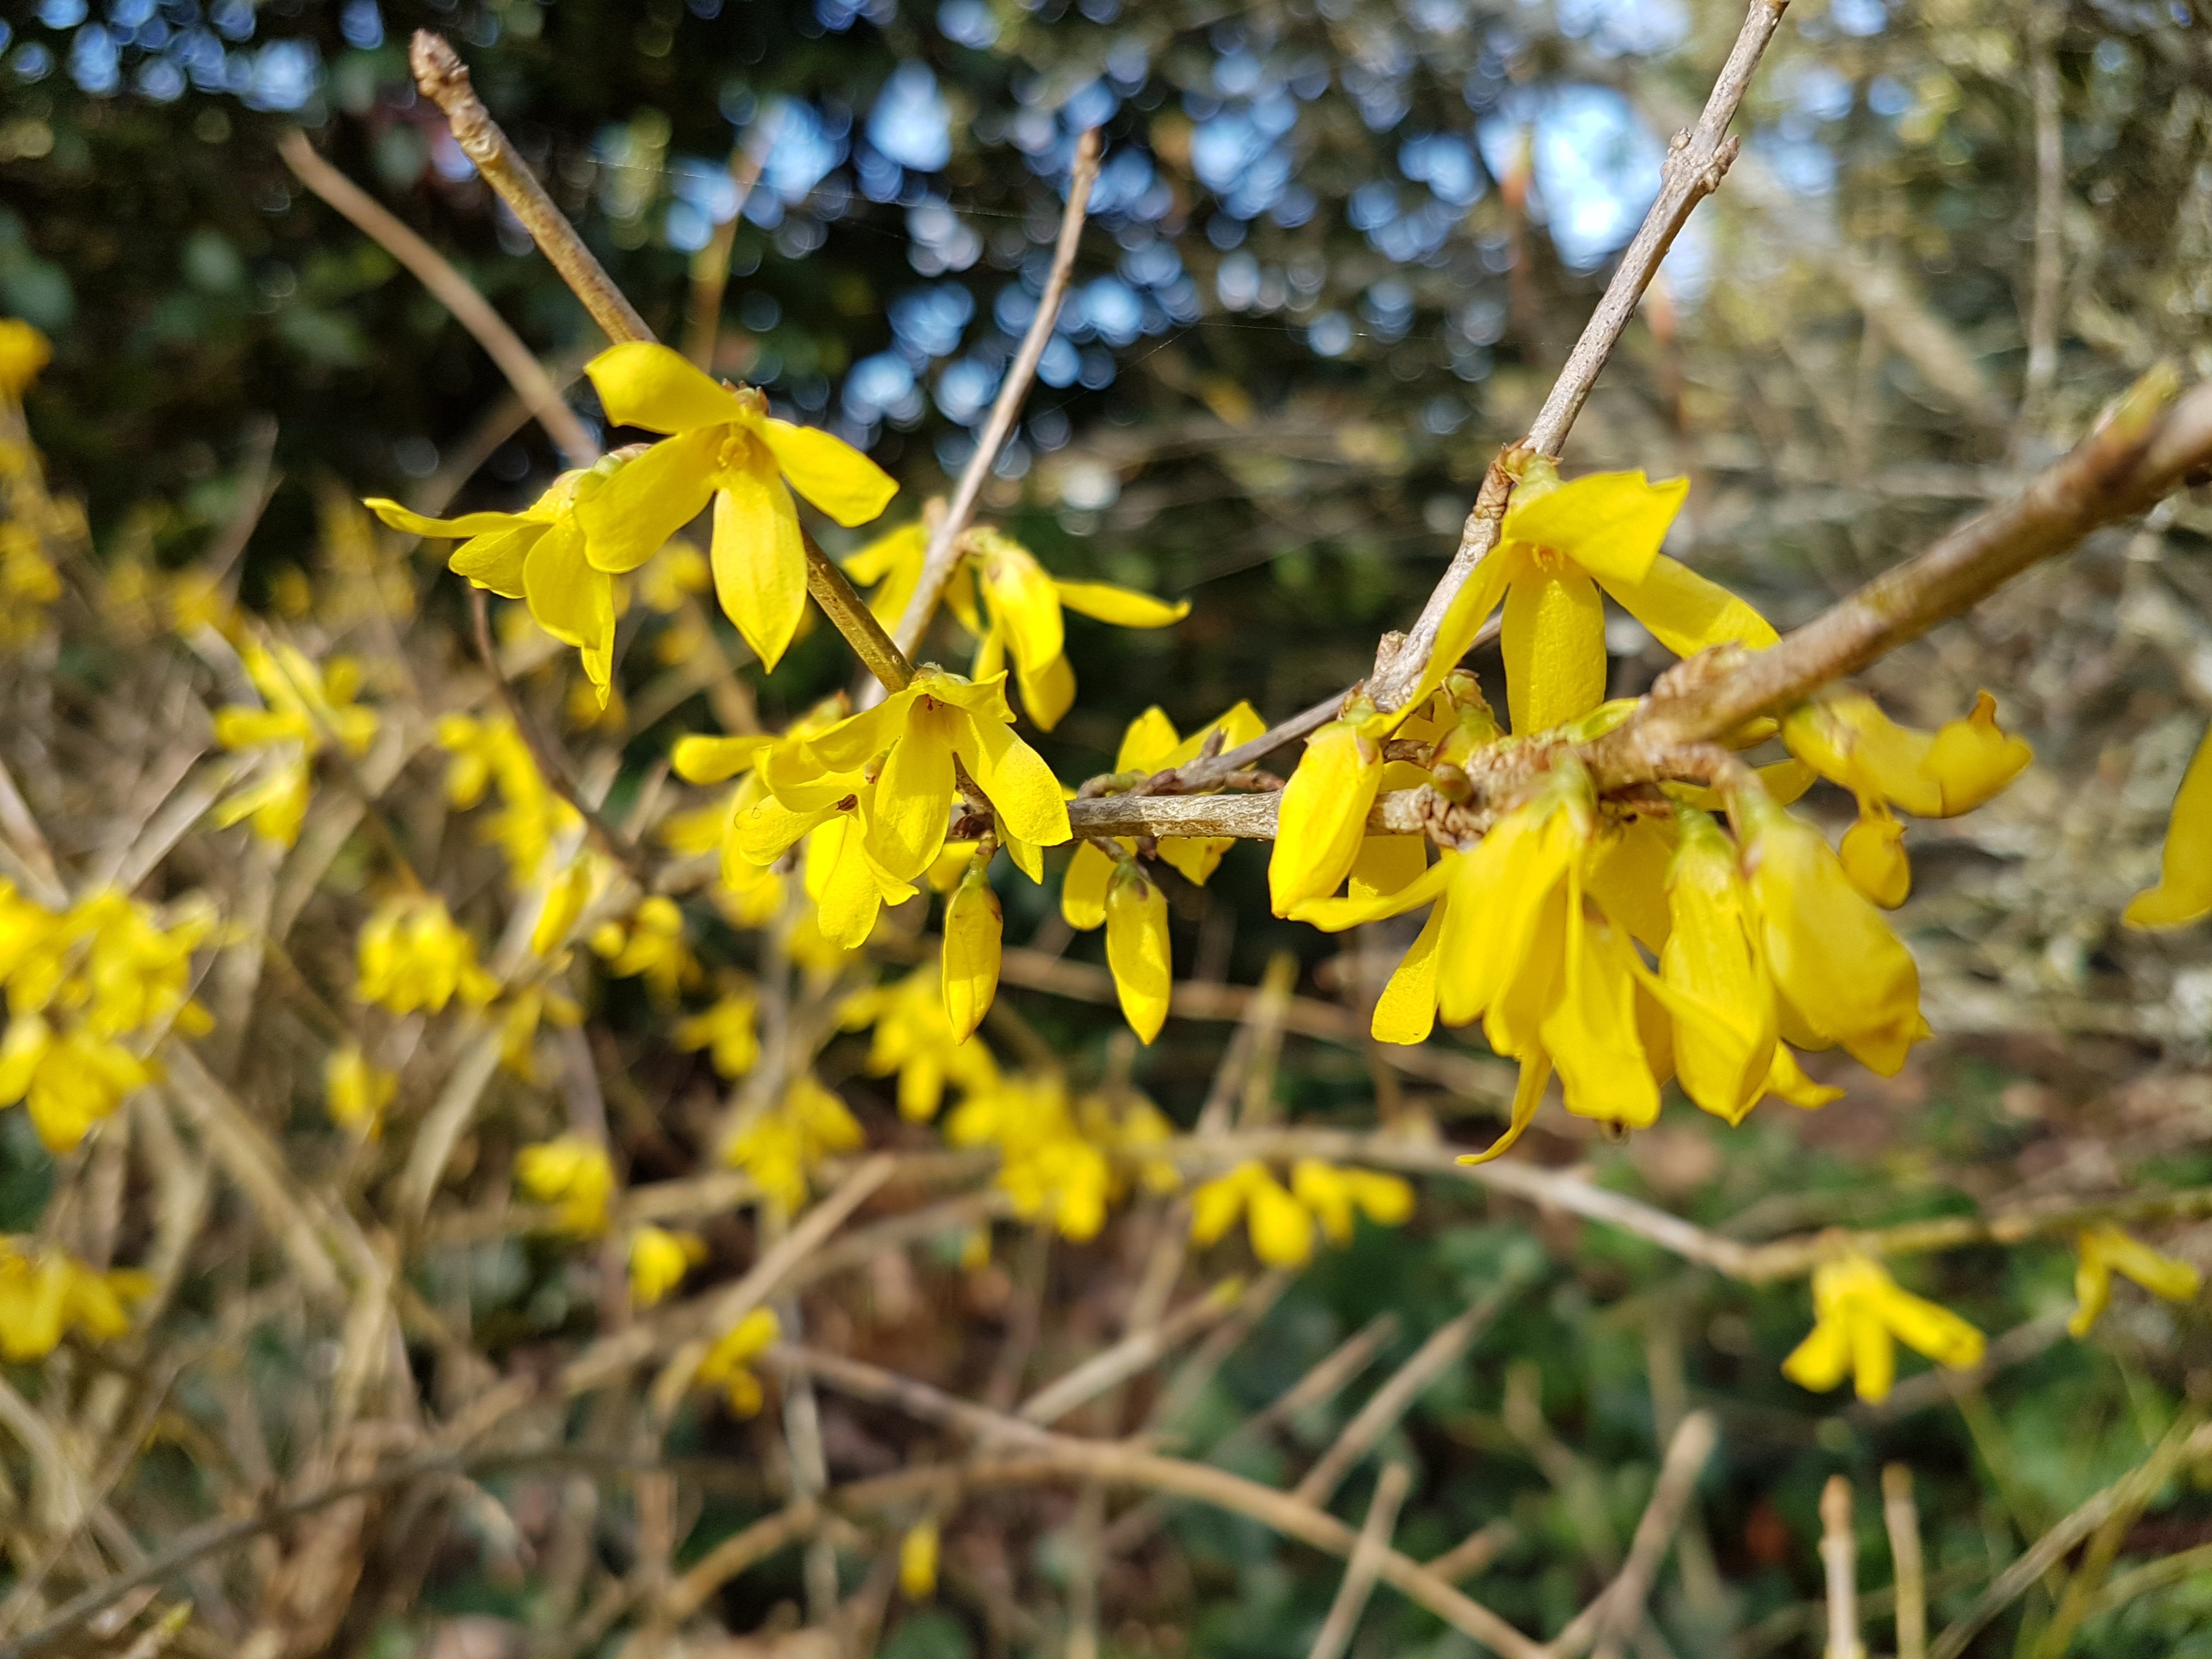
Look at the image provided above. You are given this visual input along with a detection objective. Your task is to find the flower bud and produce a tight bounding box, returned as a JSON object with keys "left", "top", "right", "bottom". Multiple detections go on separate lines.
{"left": 1268, "top": 708, "right": 1384, "bottom": 915}
{"left": 941, "top": 859, "right": 1003, "bottom": 1042}
{"left": 1105, "top": 860, "right": 1171, "bottom": 1045}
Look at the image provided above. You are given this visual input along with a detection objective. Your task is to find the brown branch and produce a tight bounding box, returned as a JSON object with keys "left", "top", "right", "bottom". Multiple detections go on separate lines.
{"left": 803, "top": 526, "right": 914, "bottom": 693}
{"left": 278, "top": 128, "right": 600, "bottom": 468}
{"left": 2019, "top": 4, "right": 2066, "bottom": 433}
{"left": 1883, "top": 1465, "right": 1928, "bottom": 1659}
{"left": 1820, "top": 1476, "right": 1864, "bottom": 1659}
{"left": 409, "top": 31, "right": 651, "bottom": 345}
{"left": 682, "top": 121, "right": 775, "bottom": 372}
{"left": 1364, "top": 0, "right": 1789, "bottom": 711}
{"left": 1551, "top": 1412, "right": 1718, "bottom": 1659}
{"left": 1306, "top": 1462, "right": 1412, "bottom": 1659}
{"left": 1016, "top": 1277, "right": 1247, "bottom": 1427}
{"left": 891, "top": 130, "right": 1103, "bottom": 657}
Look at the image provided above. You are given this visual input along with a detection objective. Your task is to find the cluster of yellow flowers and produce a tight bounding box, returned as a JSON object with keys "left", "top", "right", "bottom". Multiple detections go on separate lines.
{"left": 212, "top": 642, "right": 381, "bottom": 847}
{"left": 0, "top": 321, "right": 65, "bottom": 649}
{"left": 0, "top": 1236, "right": 150, "bottom": 1361}
{"left": 725, "top": 1073, "right": 865, "bottom": 1214}
{"left": 436, "top": 711, "right": 580, "bottom": 889}
{"left": 945, "top": 1069, "right": 1180, "bottom": 1242}
{"left": 355, "top": 892, "right": 500, "bottom": 1017}
{"left": 840, "top": 961, "right": 999, "bottom": 1120}
{"left": 0, "top": 883, "right": 212, "bottom": 1152}
{"left": 1190, "top": 1159, "right": 1415, "bottom": 1268}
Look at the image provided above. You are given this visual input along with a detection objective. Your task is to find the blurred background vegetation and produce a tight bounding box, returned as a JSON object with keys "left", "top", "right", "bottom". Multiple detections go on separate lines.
{"left": 4, "top": 0, "right": 2212, "bottom": 1655}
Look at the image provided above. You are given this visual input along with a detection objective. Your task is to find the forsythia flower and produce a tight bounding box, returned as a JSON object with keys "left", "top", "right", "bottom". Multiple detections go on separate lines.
{"left": 578, "top": 342, "right": 898, "bottom": 670}
{"left": 941, "top": 859, "right": 1002, "bottom": 1042}
{"left": 0, "top": 1237, "right": 150, "bottom": 1362}
{"left": 900, "top": 1520, "right": 940, "bottom": 1601}
{"left": 945, "top": 1072, "right": 1114, "bottom": 1241}
{"left": 436, "top": 712, "right": 581, "bottom": 889}
{"left": 324, "top": 1044, "right": 397, "bottom": 1138}
{"left": 0, "top": 1017, "right": 154, "bottom": 1153}
{"left": 368, "top": 467, "right": 625, "bottom": 699}
{"left": 1104, "top": 860, "right": 1171, "bottom": 1045}
{"left": 628, "top": 1224, "right": 708, "bottom": 1308}
{"left": 1063, "top": 702, "right": 1267, "bottom": 927}
{"left": 1290, "top": 1159, "right": 1416, "bottom": 1243}
{"left": 212, "top": 642, "right": 380, "bottom": 847}
{"left": 2068, "top": 1223, "right": 2202, "bottom": 1336}
{"left": 674, "top": 986, "right": 761, "bottom": 1078}
{"left": 514, "top": 1136, "right": 618, "bottom": 1237}
{"left": 356, "top": 894, "right": 499, "bottom": 1015}
{"left": 963, "top": 527, "right": 1189, "bottom": 730}
{"left": 724, "top": 1075, "right": 865, "bottom": 1214}
{"left": 2125, "top": 723, "right": 2212, "bottom": 929}
{"left": 1417, "top": 460, "right": 1776, "bottom": 732}
{"left": 697, "top": 1307, "right": 780, "bottom": 1417}
{"left": 840, "top": 964, "right": 1000, "bottom": 1121}
{"left": 1189, "top": 1161, "right": 1320, "bottom": 1268}
{"left": 1269, "top": 703, "right": 1386, "bottom": 916}
{"left": 844, "top": 520, "right": 929, "bottom": 633}
{"left": 1782, "top": 1254, "right": 1984, "bottom": 1403}
{"left": 590, "top": 895, "right": 700, "bottom": 1002}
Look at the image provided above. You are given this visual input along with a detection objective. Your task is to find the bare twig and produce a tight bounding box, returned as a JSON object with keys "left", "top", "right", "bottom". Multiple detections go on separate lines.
{"left": 1364, "top": 0, "right": 1790, "bottom": 711}
{"left": 278, "top": 128, "right": 599, "bottom": 467}
{"left": 1882, "top": 1464, "right": 1927, "bottom": 1659}
{"left": 890, "top": 130, "right": 1103, "bottom": 658}
{"left": 682, "top": 120, "right": 775, "bottom": 371}
{"left": 1307, "top": 1462, "right": 1412, "bottom": 1659}
{"left": 1821, "top": 1475, "right": 1863, "bottom": 1659}
{"left": 409, "top": 31, "right": 651, "bottom": 345}
{"left": 1555, "top": 1412, "right": 1718, "bottom": 1659}
{"left": 2019, "top": 3, "right": 2066, "bottom": 433}
{"left": 804, "top": 526, "right": 915, "bottom": 693}
{"left": 1017, "top": 1277, "right": 1247, "bottom": 1427}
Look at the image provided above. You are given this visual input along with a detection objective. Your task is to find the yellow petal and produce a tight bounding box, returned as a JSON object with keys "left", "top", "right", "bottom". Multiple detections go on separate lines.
{"left": 980, "top": 542, "right": 1065, "bottom": 680}
{"left": 522, "top": 521, "right": 614, "bottom": 689}
{"left": 1781, "top": 1312, "right": 1853, "bottom": 1393}
{"left": 1922, "top": 691, "right": 2032, "bottom": 816}
{"left": 1268, "top": 718, "right": 1383, "bottom": 915}
{"left": 800, "top": 688, "right": 921, "bottom": 776}
{"left": 449, "top": 523, "right": 545, "bottom": 599}
{"left": 1539, "top": 913, "right": 1660, "bottom": 1130}
{"left": 1291, "top": 850, "right": 1455, "bottom": 933}
{"left": 1602, "top": 552, "right": 1778, "bottom": 657}
{"left": 1053, "top": 581, "right": 1191, "bottom": 628}
{"left": 2069, "top": 1252, "right": 2113, "bottom": 1339}
{"left": 586, "top": 340, "right": 748, "bottom": 433}
{"left": 1870, "top": 1279, "right": 1984, "bottom": 1372}
{"left": 577, "top": 426, "right": 724, "bottom": 574}
{"left": 1372, "top": 901, "right": 1444, "bottom": 1045}
{"left": 1115, "top": 707, "right": 1183, "bottom": 774}
{"left": 1246, "top": 1172, "right": 1315, "bottom": 1267}
{"left": 1104, "top": 861, "right": 1171, "bottom": 1044}
{"left": 1061, "top": 838, "right": 1116, "bottom": 931}
{"left": 1408, "top": 545, "right": 1516, "bottom": 713}
{"left": 1762, "top": 1043, "right": 1843, "bottom": 1110}
{"left": 1500, "top": 555, "right": 1606, "bottom": 735}
{"left": 673, "top": 733, "right": 773, "bottom": 785}
{"left": 941, "top": 864, "right": 1003, "bottom": 1042}
{"left": 1586, "top": 815, "right": 1675, "bottom": 953}
{"left": 362, "top": 499, "right": 528, "bottom": 540}
{"left": 1661, "top": 810, "right": 1776, "bottom": 1125}
{"left": 1499, "top": 469, "right": 1686, "bottom": 589}
{"left": 868, "top": 707, "right": 959, "bottom": 882}
{"left": 1457, "top": 1049, "right": 1551, "bottom": 1165}
{"left": 950, "top": 705, "right": 1072, "bottom": 849}
{"left": 756, "top": 415, "right": 899, "bottom": 527}
{"left": 900, "top": 1521, "right": 940, "bottom": 1602}
{"left": 2126, "top": 723, "right": 2212, "bottom": 928}
{"left": 713, "top": 457, "right": 810, "bottom": 672}
{"left": 1017, "top": 651, "right": 1077, "bottom": 732}
{"left": 1839, "top": 808, "right": 1911, "bottom": 909}
{"left": 1349, "top": 834, "right": 1427, "bottom": 902}
{"left": 1189, "top": 1168, "right": 1253, "bottom": 1246}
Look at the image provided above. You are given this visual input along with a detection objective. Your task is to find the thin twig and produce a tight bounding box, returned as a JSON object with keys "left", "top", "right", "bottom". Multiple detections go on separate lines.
{"left": 890, "top": 129, "right": 1103, "bottom": 659}
{"left": 1555, "top": 1412, "right": 1718, "bottom": 1659}
{"left": 2018, "top": 3, "right": 2066, "bottom": 437}
{"left": 1017, "top": 1276, "right": 1247, "bottom": 1427}
{"left": 1882, "top": 1464, "right": 1927, "bottom": 1659}
{"left": 409, "top": 31, "right": 651, "bottom": 345}
{"left": 278, "top": 128, "right": 599, "bottom": 467}
{"left": 803, "top": 526, "right": 914, "bottom": 693}
{"left": 682, "top": 119, "right": 776, "bottom": 371}
{"left": 1307, "top": 1462, "right": 1412, "bottom": 1659}
{"left": 1820, "top": 1475, "right": 1863, "bottom": 1659}
{"left": 1364, "top": 0, "right": 1789, "bottom": 711}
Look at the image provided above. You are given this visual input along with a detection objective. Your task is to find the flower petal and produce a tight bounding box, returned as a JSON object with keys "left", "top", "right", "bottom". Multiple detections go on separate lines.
{"left": 449, "top": 524, "right": 543, "bottom": 599}
{"left": 1116, "top": 707, "right": 1183, "bottom": 774}
{"left": 1501, "top": 469, "right": 1686, "bottom": 589}
{"left": 522, "top": 521, "right": 614, "bottom": 690}
{"left": 1016, "top": 652, "right": 1077, "bottom": 732}
{"left": 1053, "top": 582, "right": 1191, "bottom": 628}
{"left": 1502, "top": 557, "right": 1607, "bottom": 735}
{"left": 952, "top": 709, "right": 1073, "bottom": 848}
{"left": 577, "top": 427, "right": 724, "bottom": 574}
{"left": 365, "top": 499, "right": 531, "bottom": 540}
{"left": 756, "top": 416, "right": 899, "bottom": 526}
{"left": 1602, "top": 552, "right": 1778, "bottom": 658}
{"left": 712, "top": 459, "right": 810, "bottom": 672}
{"left": 1407, "top": 545, "right": 1515, "bottom": 713}
{"left": 587, "top": 341, "right": 748, "bottom": 434}
{"left": 1457, "top": 1049, "right": 1552, "bottom": 1165}
{"left": 868, "top": 712, "right": 957, "bottom": 882}
{"left": 672, "top": 733, "right": 774, "bottom": 785}
{"left": 1061, "top": 838, "right": 1115, "bottom": 930}
{"left": 1372, "top": 900, "right": 1444, "bottom": 1045}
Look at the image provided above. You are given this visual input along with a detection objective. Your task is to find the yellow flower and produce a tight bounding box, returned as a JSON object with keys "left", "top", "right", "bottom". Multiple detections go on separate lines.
{"left": 2068, "top": 1223, "right": 2202, "bottom": 1336}
{"left": 211, "top": 643, "right": 381, "bottom": 848}
{"left": 843, "top": 519, "right": 929, "bottom": 633}
{"left": 1660, "top": 808, "right": 1778, "bottom": 1125}
{"left": 579, "top": 342, "right": 898, "bottom": 669}
{"left": 356, "top": 894, "right": 499, "bottom": 1015}
{"left": 498, "top": 983, "right": 581, "bottom": 1080}
{"left": 1104, "top": 860, "right": 1171, "bottom": 1045}
{"left": 1783, "top": 690, "right": 2032, "bottom": 820}
{"left": 436, "top": 712, "right": 582, "bottom": 888}
{"left": 674, "top": 988, "right": 760, "bottom": 1078}
{"left": 368, "top": 468, "right": 624, "bottom": 698}
{"left": 2126, "top": 722, "right": 2212, "bottom": 929}
{"left": 946, "top": 1072, "right": 1115, "bottom": 1241}
{"left": 0, "top": 1017, "right": 153, "bottom": 1153}
{"left": 941, "top": 859, "right": 1002, "bottom": 1042}
{"left": 899, "top": 1520, "right": 940, "bottom": 1602}
{"left": 840, "top": 965, "right": 999, "bottom": 1121}
{"left": 590, "top": 895, "right": 699, "bottom": 1002}
{"left": 964, "top": 528, "right": 1190, "bottom": 730}
{"left": 532, "top": 855, "right": 599, "bottom": 956}
{"left": 325, "top": 1044, "right": 397, "bottom": 1138}
{"left": 0, "top": 321, "right": 52, "bottom": 400}
{"left": 1188, "top": 1161, "right": 1316, "bottom": 1268}
{"left": 0, "top": 1237, "right": 150, "bottom": 1362}
{"left": 1289, "top": 1160, "right": 1415, "bottom": 1243}
{"left": 752, "top": 667, "right": 1070, "bottom": 888}
{"left": 1415, "top": 461, "right": 1776, "bottom": 732}
{"left": 697, "top": 1306, "right": 780, "bottom": 1417}
{"left": 514, "top": 1136, "right": 617, "bottom": 1237}
{"left": 1782, "top": 1254, "right": 1984, "bottom": 1403}
{"left": 1268, "top": 704, "right": 1385, "bottom": 915}
{"left": 1837, "top": 805, "right": 1910, "bottom": 909}
{"left": 724, "top": 1075, "right": 864, "bottom": 1214}
{"left": 1738, "top": 789, "right": 1927, "bottom": 1077}
{"left": 1063, "top": 702, "right": 1267, "bottom": 927}
{"left": 628, "top": 1224, "right": 708, "bottom": 1308}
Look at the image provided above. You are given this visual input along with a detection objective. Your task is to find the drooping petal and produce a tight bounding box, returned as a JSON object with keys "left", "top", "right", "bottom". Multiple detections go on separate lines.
{"left": 1763, "top": 1043, "right": 1844, "bottom": 1110}
{"left": 1500, "top": 469, "right": 1686, "bottom": 588}
{"left": 1350, "top": 834, "right": 1427, "bottom": 901}
{"left": 1922, "top": 691, "right": 2032, "bottom": 815}
{"left": 941, "top": 863, "right": 1003, "bottom": 1041}
{"left": 980, "top": 544, "right": 1066, "bottom": 682}
{"left": 2126, "top": 723, "right": 2212, "bottom": 929}
{"left": 1586, "top": 816, "right": 1675, "bottom": 952}
{"left": 577, "top": 426, "right": 725, "bottom": 574}
{"left": 1115, "top": 707, "right": 1183, "bottom": 774}
{"left": 1602, "top": 552, "right": 1778, "bottom": 658}
{"left": 1268, "top": 719, "right": 1384, "bottom": 915}
{"left": 1372, "top": 900, "right": 1444, "bottom": 1046}
{"left": 950, "top": 706, "right": 1073, "bottom": 848}
{"left": 1457, "top": 1049, "right": 1552, "bottom": 1166}
{"left": 1500, "top": 556, "right": 1607, "bottom": 735}
{"left": 1104, "top": 861, "right": 1171, "bottom": 1043}
{"left": 673, "top": 733, "right": 775, "bottom": 785}
{"left": 1540, "top": 913, "right": 1661, "bottom": 1130}
{"left": 1407, "top": 545, "right": 1516, "bottom": 713}
{"left": 1017, "top": 651, "right": 1077, "bottom": 732}
{"left": 800, "top": 688, "right": 921, "bottom": 776}
{"left": 586, "top": 341, "right": 749, "bottom": 433}
{"left": 522, "top": 521, "right": 615, "bottom": 693}
{"left": 1290, "top": 852, "right": 1455, "bottom": 933}
{"left": 1062, "top": 838, "right": 1116, "bottom": 930}
{"left": 1053, "top": 582, "right": 1191, "bottom": 628}
{"left": 755, "top": 415, "right": 899, "bottom": 527}
{"left": 448, "top": 524, "right": 545, "bottom": 598}
{"left": 1780, "top": 1311, "right": 1853, "bottom": 1393}
{"left": 712, "top": 455, "right": 810, "bottom": 672}
{"left": 363, "top": 499, "right": 533, "bottom": 540}
{"left": 1839, "top": 808, "right": 1911, "bottom": 908}
{"left": 1871, "top": 1281, "right": 1985, "bottom": 1372}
